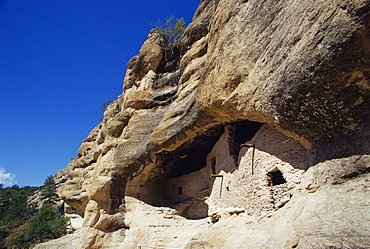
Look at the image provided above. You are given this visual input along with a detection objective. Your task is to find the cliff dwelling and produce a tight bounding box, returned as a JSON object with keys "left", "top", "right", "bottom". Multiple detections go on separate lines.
{"left": 124, "top": 116, "right": 315, "bottom": 224}
{"left": 136, "top": 120, "right": 272, "bottom": 219}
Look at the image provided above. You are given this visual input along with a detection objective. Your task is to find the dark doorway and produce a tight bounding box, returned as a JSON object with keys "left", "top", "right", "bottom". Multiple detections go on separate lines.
{"left": 270, "top": 170, "right": 286, "bottom": 186}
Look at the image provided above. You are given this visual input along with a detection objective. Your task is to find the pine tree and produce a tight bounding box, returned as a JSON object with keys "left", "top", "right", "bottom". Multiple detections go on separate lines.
{"left": 24, "top": 203, "right": 68, "bottom": 244}
{"left": 173, "top": 18, "right": 185, "bottom": 43}
{"left": 0, "top": 185, "right": 38, "bottom": 249}
{"left": 40, "top": 176, "right": 59, "bottom": 205}
{"left": 2, "top": 222, "right": 28, "bottom": 249}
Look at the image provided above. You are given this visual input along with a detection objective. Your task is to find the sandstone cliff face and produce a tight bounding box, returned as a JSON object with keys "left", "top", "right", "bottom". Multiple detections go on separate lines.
{"left": 49, "top": 0, "right": 370, "bottom": 248}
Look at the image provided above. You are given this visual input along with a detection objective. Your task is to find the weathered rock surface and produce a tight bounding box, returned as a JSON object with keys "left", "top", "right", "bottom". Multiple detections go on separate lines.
{"left": 36, "top": 0, "right": 370, "bottom": 248}
{"left": 33, "top": 233, "right": 80, "bottom": 249}
{"left": 197, "top": 0, "right": 370, "bottom": 158}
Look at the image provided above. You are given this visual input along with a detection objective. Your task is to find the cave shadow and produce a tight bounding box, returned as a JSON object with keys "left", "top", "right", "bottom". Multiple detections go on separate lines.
{"left": 136, "top": 124, "right": 225, "bottom": 220}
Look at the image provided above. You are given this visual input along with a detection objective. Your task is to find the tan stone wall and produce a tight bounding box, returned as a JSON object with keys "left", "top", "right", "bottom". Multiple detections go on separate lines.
{"left": 165, "top": 166, "right": 208, "bottom": 202}
{"left": 206, "top": 124, "right": 312, "bottom": 217}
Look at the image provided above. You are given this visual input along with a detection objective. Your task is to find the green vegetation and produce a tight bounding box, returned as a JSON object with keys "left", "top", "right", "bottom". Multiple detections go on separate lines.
{"left": 40, "top": 176, "right": 59, "bottom": 205}
{"left": 23, "top": 203, "right": 68, "bottom": 246}
{"left": 99, "top": 99, "right": 114, "bottom": 112}
{"left": 152, "top": 16, "right": 186, "bottom": 44}
{"left": 99, "top": 99, "right": 114, "bottom": 121}
{"left": 0, "top": 177, "right": 68, "bottom": 248}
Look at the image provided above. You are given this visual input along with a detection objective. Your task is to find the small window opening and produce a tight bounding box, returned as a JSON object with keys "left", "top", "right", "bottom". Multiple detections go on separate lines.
{"left": 270, "top": 170, "right": 286, "bottom": 186}
{"left": 177, "top": 186, "right": 182, "bottom": 195}
{"left": 210, "top": 157, "right": 216, "bottom": 174}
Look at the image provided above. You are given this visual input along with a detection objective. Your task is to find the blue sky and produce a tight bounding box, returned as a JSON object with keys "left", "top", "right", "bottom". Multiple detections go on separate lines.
{"left": 0, "top": 0, "right": 200, "bottom": 187}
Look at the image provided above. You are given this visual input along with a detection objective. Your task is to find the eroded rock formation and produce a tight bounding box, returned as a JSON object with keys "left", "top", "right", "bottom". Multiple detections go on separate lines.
{"left": 47, "top": 0, "right": 369, "bottom": 248}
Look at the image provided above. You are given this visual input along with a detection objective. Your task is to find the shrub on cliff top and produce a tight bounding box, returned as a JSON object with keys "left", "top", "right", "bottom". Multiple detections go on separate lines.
{"left": 152, "top": 16, "right": 186, "bottom": 44}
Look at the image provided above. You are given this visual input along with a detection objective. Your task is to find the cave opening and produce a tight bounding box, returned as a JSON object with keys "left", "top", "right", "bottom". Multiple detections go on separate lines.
{"left": 138, "top": 125, "right": 224, "bottom": 219}
{"left": 234, "top": 120, "right": 263, "bottom": 144}
{"left": 231, "top": 120, "right": 263, "bottom": 158}
{"left": 165, "top": 125, "right": 224, "bottom": 178}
